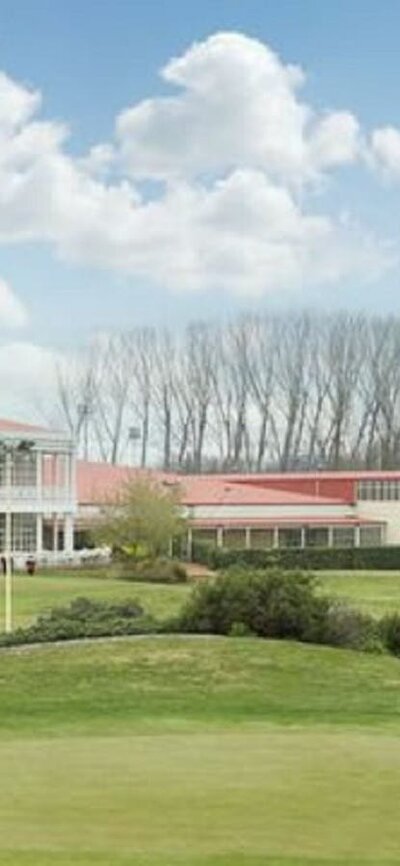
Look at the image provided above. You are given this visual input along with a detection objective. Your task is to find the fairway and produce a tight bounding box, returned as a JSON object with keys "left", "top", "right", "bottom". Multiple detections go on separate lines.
{"left": 0, "top": 572, "right": 189, "bottom": 629}
{"left": 318, "top": 571, "right": 400, "bottom": 616}
{"left": 1, "top": 637, "right": 400, "bottom": 865}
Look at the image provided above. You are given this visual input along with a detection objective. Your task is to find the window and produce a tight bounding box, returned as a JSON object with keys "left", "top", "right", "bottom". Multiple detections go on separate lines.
{"left": 358, "top": 480, "right": 400, "bottom": 501}
{"left": 250, "top": 529, "right": 274, "bottom": 548}
{"left": 12, "top": 453, "right": 36, "bottom": 486}
{"left": 360, "top": 525, "right": 383, "bottom": 547}
{"left": 332, "top": 527, "right": 354, "bottom": 548}
{"left": 12, "top": 514, "right": 36, "bottom": 551}
{"left": 278, "top": 528, "right": 302, "bottom": 548}
{"left": 192, "top": 529, "right": 218, "bottom": 546}
{"left": 0, "top": 514, "right": 36, "bottom": 552}
{"left": 305, "top": 527, "right": 329, "bottom": 547}
{"left": 223, "top": 529, "right": 246, "bottom": 549}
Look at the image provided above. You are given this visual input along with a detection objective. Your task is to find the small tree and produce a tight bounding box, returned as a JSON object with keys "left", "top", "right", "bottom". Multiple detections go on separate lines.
{"left": 93, "top": 478, "right": 185, "bottom": 559}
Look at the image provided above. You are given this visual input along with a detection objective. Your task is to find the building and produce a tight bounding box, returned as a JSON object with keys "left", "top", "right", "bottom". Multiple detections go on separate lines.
{"left": 76, "top": 460, "right": 400, "bottom": 553}
{"left": 3, "top": 416, "right": 400, "bottom": 562}
{"left": 0, "top": 419, "right": 75, "bottom": 566}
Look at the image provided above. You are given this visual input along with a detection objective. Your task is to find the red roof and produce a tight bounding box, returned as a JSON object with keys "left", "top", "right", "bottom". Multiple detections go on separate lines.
{"left": 77, "top": 461, "right": 169, "bottom": 504}
{"left": 77, "top": 463, "right": 347, "bottom": 507}
{"left": 0, "top": 418, "right": 51, "bottom": 434}
{"left": 178, "top": 475, "right": 344, "bottom": 506}
{"left": 191, "top": 516, "right": 384, "bottom": 528}
{"left": 224, "top": 470, "right": 400, "bottom": 481}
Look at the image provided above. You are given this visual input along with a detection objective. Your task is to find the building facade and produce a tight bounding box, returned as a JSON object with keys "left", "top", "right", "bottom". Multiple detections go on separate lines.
{"left": 0, "top": 420, "right": 75, "bottom": 566}
{"left": 5, "top": 416, "right": 400, "bottom": 562}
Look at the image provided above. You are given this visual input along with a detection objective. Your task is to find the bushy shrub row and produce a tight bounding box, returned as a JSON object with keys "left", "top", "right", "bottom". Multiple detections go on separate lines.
{"left": 176, "top": 568, "right": 381, "bottom": 651}
{"left": 0, "top": 597, "right": 156, "bottom": 647}
{"left": 3, "top": 569, "right": 400, "bottom": 658}
{"left": 192, "top": 542, "right": 400, "bottom": 571}
{"left": 113, "top": 556, "right": 188, "bottom": 584}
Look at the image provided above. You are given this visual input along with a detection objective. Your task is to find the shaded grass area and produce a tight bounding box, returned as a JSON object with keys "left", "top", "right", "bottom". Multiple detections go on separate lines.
{"left": 1, "top": 639, "right": 400, "bottom": 864}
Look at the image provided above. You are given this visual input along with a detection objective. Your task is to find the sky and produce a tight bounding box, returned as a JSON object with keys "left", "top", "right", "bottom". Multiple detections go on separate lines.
{"left": 1, "top": 0, "right": 400, "bottom": 418}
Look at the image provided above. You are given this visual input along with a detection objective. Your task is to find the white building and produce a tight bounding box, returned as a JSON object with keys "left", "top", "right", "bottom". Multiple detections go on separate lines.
{"left": 0, "top": 419, "right": 75, "bottom": 566}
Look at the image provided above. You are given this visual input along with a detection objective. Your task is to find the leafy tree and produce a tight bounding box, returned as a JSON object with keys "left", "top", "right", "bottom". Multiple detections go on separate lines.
{"left": 93, "top": 477, "right": 185, "bottom": 558}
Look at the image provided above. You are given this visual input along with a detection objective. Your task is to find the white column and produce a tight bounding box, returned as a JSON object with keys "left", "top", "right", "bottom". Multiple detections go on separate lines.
{"left": 354, "top": 525, "right": 361, "bottom": 548}
{"left": 36, "top": 451, "right": 42, "bottom": 500}
{"left": 53, "top": 514, "right": 58, "bottom": 553}
{"left": 245, "top": 527, "right": 251, "bottom": 549}
{"left": 217, "top": 527, "right": 224, "bottom": 548}
{"left": 273, "top": 527, "right": 279, "bottom": 548}
{"left": 328, "top": 526, "right": 334, "bottom": 548}
{"left": 64, "top": 514, "right": 74, "bottom": 555}
{"left": 300, "top": 527, "right": 306, "bottom": 549}
{"left": 187, "top": 527, "right": 193, "bottom": 560}
{"left": 36, "top": 514, "right": 43, "bottom": 556}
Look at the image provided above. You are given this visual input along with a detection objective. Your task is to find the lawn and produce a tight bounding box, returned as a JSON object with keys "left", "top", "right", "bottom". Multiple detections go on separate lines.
{"left": 318, "top": 570, "right": 400, "bottom": 616}
{"left": 1, "top": 637, "right": 400, "bottom": 865}
{"left": 0, "top": 572, "right": 190, "bottom": 629}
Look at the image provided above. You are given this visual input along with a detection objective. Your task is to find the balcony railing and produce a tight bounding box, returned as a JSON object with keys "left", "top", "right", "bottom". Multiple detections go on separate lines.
{"left": 0, "top": 485, "right": 75, "bottom": 508}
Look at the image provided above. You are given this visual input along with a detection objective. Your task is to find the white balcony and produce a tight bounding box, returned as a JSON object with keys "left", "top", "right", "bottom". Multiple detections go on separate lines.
{"left": 0, "top": 485, "right": 75, "bottom": 514}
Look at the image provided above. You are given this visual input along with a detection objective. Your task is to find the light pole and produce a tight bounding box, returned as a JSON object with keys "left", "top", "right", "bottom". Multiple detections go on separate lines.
{"left": 0, "top": 438, "right": 34, "bottom": 633}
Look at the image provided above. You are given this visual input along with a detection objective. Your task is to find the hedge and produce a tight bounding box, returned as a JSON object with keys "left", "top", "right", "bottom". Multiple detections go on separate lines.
{"left": 192, "top": 542, "right": 400, "bottom": 571}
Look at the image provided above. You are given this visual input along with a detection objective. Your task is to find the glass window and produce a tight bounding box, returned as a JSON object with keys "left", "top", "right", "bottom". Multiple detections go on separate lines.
{"left": 223, "top": 529, "right": 246, "bottom": 549}
{"left": 305, "top": 527, "right": 329, "bottom": 547}
{"left": 0, "top": 514, "right": 36, "bottom": 552}
{"left": 358, "top": 480, "right": 400, "bottom": 500}
{"left": 250, "top": 529, "right": 274, "bottom": 548}
{"left": 192, "top": 529, "right": 217, "bottom": 546}
{"left": 359, "top": 526, "right": 383, "bottom": 547}
{"left": 278, "top": 528, "right": 302, "bottom": 548}
{"left": 332, "top": 527, "right": 355, "bottom": 548}
{"left": 12, "top": 453, "right": 36, "bottom": 486}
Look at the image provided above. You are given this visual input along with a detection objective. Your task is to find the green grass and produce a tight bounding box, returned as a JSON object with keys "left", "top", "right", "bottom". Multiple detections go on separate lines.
{"left": 0, "top": 572, "right": 189, "bottom": 628}
{"left": 1, "top": 569, "right": 400, "bottom": 863}
{"left": 1, "top": 637, "right": 400, "bottom": 864}
{"left": 318, "top": 570, "right": 400, "bottom": 616}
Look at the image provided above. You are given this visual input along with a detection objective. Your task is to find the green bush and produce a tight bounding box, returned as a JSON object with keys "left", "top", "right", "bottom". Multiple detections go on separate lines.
{"left": 114, "top": 556, "right": 188, "bottom": 584}
{"left": 192, "top": 544, "right": 400, "bottom": 571}
{"left": 379, "top": 613, "right": 400, "bottom": 656}
{"left": 0, "top": 596, "right": 157, "bottom": 647}
{"left": 177, "top": 568, "right": 378, "bottom": 651}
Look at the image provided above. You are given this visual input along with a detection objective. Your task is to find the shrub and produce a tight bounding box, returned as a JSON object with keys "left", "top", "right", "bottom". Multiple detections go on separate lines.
{"left": 0, "top": 596, "right": 157, "bottom": 647}
{"left": 177, "top": 567, "right": 379, "bottom": 651}
{"left": 115, "top": 556, "right": 188, "bottom": 584}
{"left": 379, "top": 613, "right": 400, "bottom": 656}
{"left": 192, "top": 545, "right": 400, "bottom": 572}
{"left": 178, "top": 568, "right": 330, "bottom": 643}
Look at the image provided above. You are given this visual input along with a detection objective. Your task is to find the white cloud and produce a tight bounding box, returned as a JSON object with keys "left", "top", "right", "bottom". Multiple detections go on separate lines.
{"left": 0, "top": 279, "right": 27, "bottom": 328}
{"left": 116, "top": 32, "right": 361, "bottom": 185}
{"left": 370, "top": 126, "right": 400, "bottom": 179}
{"left": 0, "top": 341, "right": 59, "bottom": 420}
{"left": 0, "top": 32, "right": 394, "bottom": 297}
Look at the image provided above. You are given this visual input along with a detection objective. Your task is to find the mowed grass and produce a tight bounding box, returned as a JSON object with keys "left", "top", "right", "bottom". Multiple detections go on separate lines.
{"left": 1, "top": 637, "right": 400, "bottom": 864}
{"left": 318, "top": 570, "right": 400, "bottom": 616}
{"left": 1, "top": 569, "right": 400, "bottom": 862}
{"left": 0, "top": 572, "right": 189, "bottom": 628}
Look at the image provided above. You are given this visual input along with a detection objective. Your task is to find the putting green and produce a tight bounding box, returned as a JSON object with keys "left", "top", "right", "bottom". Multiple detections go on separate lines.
{"left": 0, "top": 637, "right": 400, "bottom": 864}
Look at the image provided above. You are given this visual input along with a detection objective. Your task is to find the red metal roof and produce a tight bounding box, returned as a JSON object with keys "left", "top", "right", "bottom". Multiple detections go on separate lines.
{"left": 191, "top": 516, "right": 384, "bottom": 528}
{"left": 178, "top": 475, "right": 344, "bottom": 506}
{"left": 0, "top": 418, "right": 51, "bottom": 434}
{"left": 76, "top": 463, "right": 348, "bottom": 507}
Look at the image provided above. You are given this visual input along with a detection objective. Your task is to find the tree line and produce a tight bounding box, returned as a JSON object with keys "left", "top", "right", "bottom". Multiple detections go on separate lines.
{"left": 55, "top": 311, "right": 400, "bottom": 472}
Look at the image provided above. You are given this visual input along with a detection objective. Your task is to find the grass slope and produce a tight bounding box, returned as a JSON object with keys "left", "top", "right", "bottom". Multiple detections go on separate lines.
{"left": 1, "top": 637, "right": 400, "bottom": 864}
{"left": 318, "top": 570, "right": 400, "bottom": 616}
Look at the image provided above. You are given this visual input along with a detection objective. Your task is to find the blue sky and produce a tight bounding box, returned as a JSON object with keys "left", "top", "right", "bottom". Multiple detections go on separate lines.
{"left": 0, "top": 0, "right": 400, "bottom": 360}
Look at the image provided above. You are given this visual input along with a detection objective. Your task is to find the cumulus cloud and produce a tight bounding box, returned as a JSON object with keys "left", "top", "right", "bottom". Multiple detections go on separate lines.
{"left": 0, "top": 32, "right": 394, "bottom": 296}
{"left": 0, "top": 279, "right": 27, "bottom": 328}
{"left": 117, "top": 32, "right": 361, "bottom": 184}
{"left": 370, "top": 126, "right": 400, "bottom": 179}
